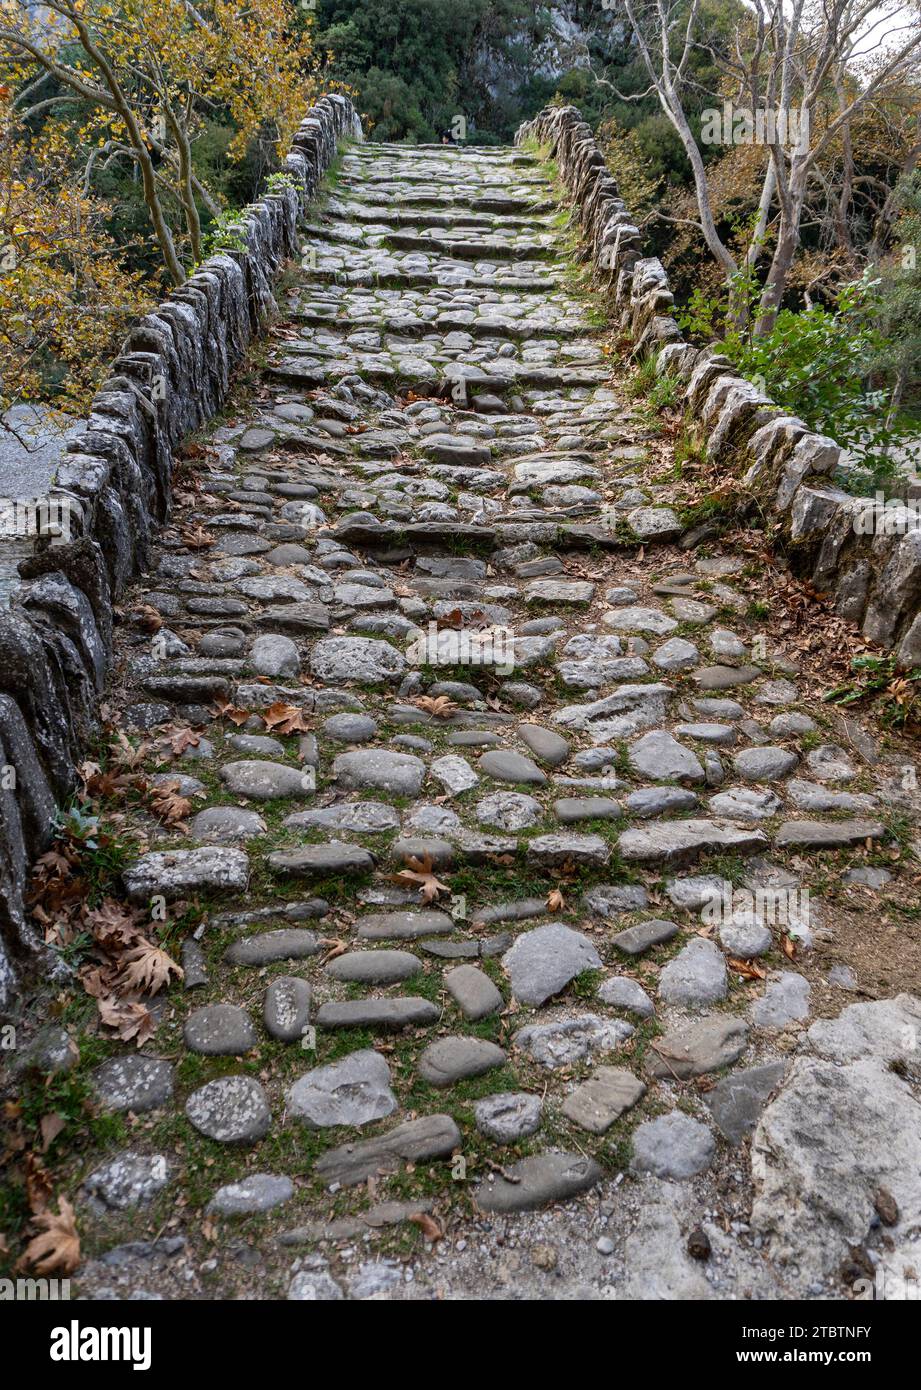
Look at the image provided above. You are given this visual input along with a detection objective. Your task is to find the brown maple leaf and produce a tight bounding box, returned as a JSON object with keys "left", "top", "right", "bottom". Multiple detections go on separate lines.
{"left": 18, "top": 1197, "right": 80, "bottom": 1275}
{"left": 727, "top": 956, "right": 767, "bottom": 981}
{"left": 116, "top": 939, "right": 183, "bottom": 995}
{"left": 388, "top": 853, "right": 450, "bottom": 905}
{"left": 414, "top": 695, "right": 458, "bottom": 719}
{"left": 170, "top": 727, "right": 200, "bottom": 755}
{"left": 97, "top": 995, "right": 156, "bottom": 1046}
{"left": 179, "top": 524, "right": 215, "bottom": 550}
{"left": 84, "top": 898, "right": 145, "bottom": 948}
{"left": 211, "top": 699, "right": 252, "bottom": 726}
{"left": 546, "top": 888, "right": 566, "bottom": 912}
{"left": 262, "top": 700, "right": 310, "bottom": 734}
{"left": 149, "top": 780, "right": 192, "bottom": 827}
{"left": 109, "top": 731, "right": 150, "bottom": 770}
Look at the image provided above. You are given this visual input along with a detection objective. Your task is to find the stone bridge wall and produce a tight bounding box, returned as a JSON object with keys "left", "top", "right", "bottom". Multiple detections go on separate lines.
{"left": 516, "top": 105, "right": 921, "bottom": 667}
{"left": 0, "top": 94, "right": 362, "bottom": 1012}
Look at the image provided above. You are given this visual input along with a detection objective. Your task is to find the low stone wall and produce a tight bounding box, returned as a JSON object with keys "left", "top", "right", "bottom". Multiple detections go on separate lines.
{"left": 516, "top": 104, "right": 921, "bottom": 666}
{"left": 0, "top": 93, "right": 362, "bottom": 1012}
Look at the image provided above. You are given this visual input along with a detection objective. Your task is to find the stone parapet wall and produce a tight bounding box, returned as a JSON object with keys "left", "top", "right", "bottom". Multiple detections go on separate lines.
{"left": 516, "top": 104, "right": 921, "bottom": 667}
{"left": 0, "top": 93, "right": 362, "bottom": 1011}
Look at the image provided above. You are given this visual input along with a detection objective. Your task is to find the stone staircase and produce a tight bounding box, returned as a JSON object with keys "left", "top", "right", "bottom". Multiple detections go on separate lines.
{"left": 14, "top": 137, "right": 921, "bottom": 1302}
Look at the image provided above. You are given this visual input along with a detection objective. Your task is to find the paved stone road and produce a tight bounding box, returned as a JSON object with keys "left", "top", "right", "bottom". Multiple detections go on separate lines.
{"left": 33, "top": 140, "right": 921, "bottom": 1300}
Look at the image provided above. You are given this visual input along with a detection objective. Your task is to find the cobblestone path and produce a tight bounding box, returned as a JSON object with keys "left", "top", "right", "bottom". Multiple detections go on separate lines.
{"left": 16, "top": 138, "right": 921, "bottom": 1302}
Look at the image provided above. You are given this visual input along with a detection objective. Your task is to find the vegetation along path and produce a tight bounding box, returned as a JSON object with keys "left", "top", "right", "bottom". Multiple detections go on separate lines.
{"left": 6, "top": 136, "right": 921, "bottom": 1303}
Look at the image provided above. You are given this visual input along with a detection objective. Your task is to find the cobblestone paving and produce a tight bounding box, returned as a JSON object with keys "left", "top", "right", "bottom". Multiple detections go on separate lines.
{"left": 20, "top": 139, "right": 921, "bottom": 1301}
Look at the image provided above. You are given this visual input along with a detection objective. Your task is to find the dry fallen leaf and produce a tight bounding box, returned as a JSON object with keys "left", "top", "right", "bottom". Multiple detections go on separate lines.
{"left": 170, "top": 727, "right": 201, "bottom": 755}
{"left": 25, "top": 1151, "right": 53, "bottom": 1215}
{"left": 211, "top": 698, "right": 252, "bottom": 726}
{"left": 388, "top": 853, "right": 451, "bottom": 905}
{"left": 179, "top": 524, "right": 215, "bottom": 550}
{"left": 18, "top": 1197, "right": 80, "bottom": 1275}
{"left": 546, "top": 888, "right": 566, "bottom": 912}
{"left": 414, "top": 695, "right": 458, "bottom": 719}
{"left": 410, "top": 1211, "right": 444, "bottom": 1242}
{"left": 727, "top": 956, "right": 767, "bottom": 981}
{"left": 317, "top": 937, "right": 349, "bottom": 965}
{"left": 262, "top": 700, "right": 310, "bottom": 734}
{"left": 97, "top": 996, "right": 156, "bottom": 1046}
{"left": 149, "top": 780, "right": 192, "bottom": 827}
{"left": 133, "top": 604, "right": 163, "bottom": 633}
{"left": 117, "top": 939, "right": 183, "bottom": 995}
{"left": 39, "top": 1113, "right": 66, "bottom": 1154}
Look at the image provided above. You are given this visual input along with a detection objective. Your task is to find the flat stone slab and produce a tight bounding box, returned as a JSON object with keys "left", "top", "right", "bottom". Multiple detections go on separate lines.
{"left": 325, "top": 949, "right": 421, "bottom": 984}
{"left": 91, "top": 1057, "right": 173, "bottom": 1113}
{"left": 310, "top": 635, "right": 406, "bottom": 683}
{"left": 695, "top": 664, "right": 761, "bottom": 689}
{"left": 603, "top": 606, "right": 677, "bottom": 636}
{"left": 225, "top": 928, "right": 319, "bottom": 965}
{"left": 706, "top": 1061, "right": 787, "bottom": 1144}
{"left": 184, "top": 1004, "right": 257, "bottom": 1056}
{"left": 287, "top": 1269, "right": 344, "bottom": 1301}
{"left": 268, "top": 841, "right": 374, "bottom": 877}
{"left": 185, "top": 1076, "right": 271, "bottom": 1144}
{"left": 315, "top": 1113, "right": 461, "bottom": 1187}
{"left": 518, "top": 724, "right": 570, "bottom": 766}
{"left": 612, "top": 918, "right": 679, "bottom": 956}
{"left": 629, "top": 731, "right": 704, "bottom": 783}
{"left": 526, "top": 833, "right": 611, "bottom": 868}
{"left": 774, "top": 818, "right": 885, "bottom": 848}
{"left": 287, "top": 1050, "right": 397, "bottom": 1128}
{"left": 123, "top": 847, "right": 249, "bottom": 901}
{"left": 474, "top": 1153, "right": 602, "bottom": 1212}
{"left": 478, "top": 749, "right": 548, "bottom": 785}
{"left": 286, "top": 802, "right": 400, "bottom": 833}
{"left": 554, "top": 796, "right": 621, "bottom": 822}
{"left": 525, "top": 579, "right": 595, "bottom": 605}
{"left": 219, "top": 760, "right": 313, "bottom": 800}
{"left": 597, "top": 975, "right": 655, "bottom": 1017}
{"left": 562, "top": 1067, "right": 646, "bottom": 1134}
{"left": 444, "top": 963, "right": 503, "bottom": 1019}
{"left": 618, "top": 819, "right": 768, "bottom": 864}
{"left": 658, "top": 938, "right": 727, "bottom": 1008}
{"left": 646, "top": 1016, "right": 749, "bottom": 1079}
{"left": 333, "top": 749, "right": 425, "bottom": 796}
{"left": 515, "top": 1014, "right": 634, "bottom": 1069}
{"left": 503, "top": 922, "right": 602, "bottom": 1005}
{"left": 474, "top": 1091, "right": 543, "bottom": 1143}
{"left": 631, "top": 1112, "right": 716, "bottom": 1179}
{"left": 315, "top": 998, "right": 439, "bottom": 1030}
{"left": 83, "top": 1152, "right": 171, "bottom": 1211}
{"left": 751, "top": 972, "right": 812, "bottom": 1029}
{"left": 190, "top": 806, "right": 266, "bottom": 840}
{"left": 476, "top": 790, "right": 542, "bottom": 830}
{"left": 357, "top": 910, "right": 454, "bottom": 939}
{"left": 207, "top": 1174, "right": 294, "bottom": 1215}
{"left": 733, "top": 747, "right": 798, "bottom": 782}
{"left": 264, "top": 976, "right": 312, "bottom": 1042}
{"left": 418, "top": 1035, "right": 507, "bottom": 1087}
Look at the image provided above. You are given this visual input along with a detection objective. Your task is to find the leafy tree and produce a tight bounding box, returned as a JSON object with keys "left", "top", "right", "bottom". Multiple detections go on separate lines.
{"left": 0, "top": 89, "right": 151, "bottom": 420}
{"left": 0, "top": 0, "right": 318, "bottom": 282}
{"left": 872, "top": 173, "right": 921, "bottom": 422}
{"left": 314, "top": 0, "right": 551, "bottom": 142}
{"left": 681, "top": 268, "right": 913, "bottom": 480}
